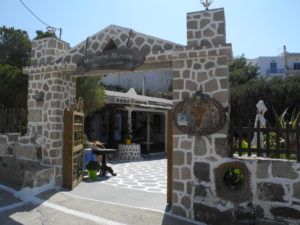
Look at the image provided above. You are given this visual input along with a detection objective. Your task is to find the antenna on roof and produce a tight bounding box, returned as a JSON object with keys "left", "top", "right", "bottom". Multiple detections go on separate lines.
{"left": 200, "top": 0, "right": 214, "bottom": 10}
{"left": 19, "top": 0, "right": 62, "bottom": 39}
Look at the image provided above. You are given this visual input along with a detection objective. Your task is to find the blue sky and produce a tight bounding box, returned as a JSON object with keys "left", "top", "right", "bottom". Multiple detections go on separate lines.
{"left": 1, "top": 0, "right": 300, "bottom": 58}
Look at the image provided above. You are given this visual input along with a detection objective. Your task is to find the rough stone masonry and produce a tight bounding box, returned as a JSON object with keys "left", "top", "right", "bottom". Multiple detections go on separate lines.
{"left": 0, "top": 6, "right": 297, "bottom": 225}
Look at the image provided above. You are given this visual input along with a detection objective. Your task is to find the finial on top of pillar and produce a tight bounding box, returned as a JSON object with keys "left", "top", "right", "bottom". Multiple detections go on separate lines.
{"left": 200, "top": 0, "right": 214, "bottom": 10}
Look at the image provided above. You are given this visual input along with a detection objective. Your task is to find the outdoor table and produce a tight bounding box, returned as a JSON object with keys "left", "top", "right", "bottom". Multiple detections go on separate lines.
{"left": 92, "top": 147, "right": 117, "bottom": 177}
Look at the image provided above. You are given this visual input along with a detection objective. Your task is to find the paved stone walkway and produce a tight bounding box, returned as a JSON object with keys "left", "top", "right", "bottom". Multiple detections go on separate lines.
{"left": 98, "top": 158, "right": 167, "bottom": 194}
{"left": 0, "top": 157, "right": 204, "bottom": 225}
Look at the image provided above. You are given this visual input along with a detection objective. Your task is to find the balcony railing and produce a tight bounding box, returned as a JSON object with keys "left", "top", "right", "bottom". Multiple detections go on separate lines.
{"left": 286, "top": 67, "right": 300, "bottom": 71}
{"left": 266, "top": 68, "right": 285, "bottom": 75}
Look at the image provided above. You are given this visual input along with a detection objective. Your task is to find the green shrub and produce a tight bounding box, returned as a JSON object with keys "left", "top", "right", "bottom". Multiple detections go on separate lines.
{"left": 86, "top": 161, "right": 100, "bottom": 171}
{"left": 230, "top": 76, "right": 300, "bottom": 126}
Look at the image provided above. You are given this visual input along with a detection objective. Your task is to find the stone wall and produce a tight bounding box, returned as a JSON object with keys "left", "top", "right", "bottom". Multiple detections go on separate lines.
{"left": 0, "top": 133, "right": 41, "bottom": 160}
{"left": 0, "top": 133, "right": 54, "bottom": 189}
{"left": 31, "top": 38, "right": 70, "bottom": 67}
{"left": 187, "top": 8, "right": 226, "bottom": 48}
{"left": 171, "top": 8, "right": 232, "bottom": 223}
{"left": 24, "top": 38, "right": 76, "bottom": 186}
{"left": 170, "top": 8, "right": 300, "bottom": 225}
{"left": 27, "top": 71, "right": 76, "bottom": 185}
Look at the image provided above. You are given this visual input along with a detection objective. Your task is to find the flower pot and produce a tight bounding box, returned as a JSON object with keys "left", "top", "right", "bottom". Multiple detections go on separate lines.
{"left": 289, "top": 142, "right": 297, "bottom": 150}
{"left": 125, "top": 139, "right": 132, "bottom": 145}
{"left": 88, "top": 170, "right": 98, "bottom": 179}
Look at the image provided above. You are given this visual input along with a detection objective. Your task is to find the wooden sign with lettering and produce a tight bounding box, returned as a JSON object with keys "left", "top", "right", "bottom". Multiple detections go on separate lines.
{"left": 174, "top": 91, "right": 226, "bottom": 135}
{"left": 76, "top": 49, "right": 145, "bottom": 74}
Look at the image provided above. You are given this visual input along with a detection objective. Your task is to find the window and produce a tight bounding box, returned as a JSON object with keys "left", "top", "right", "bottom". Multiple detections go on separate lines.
{"left": 153, "top": 114, "right": 162, "bottom": 134}
{"left": 127, "top": 79, "right": 133, "bottom": 88}
{"left": 294, "top": 63, "right": 300, "bottom": 70}
{"left": 270, "top": 62, "right": 277, "bottom": 73}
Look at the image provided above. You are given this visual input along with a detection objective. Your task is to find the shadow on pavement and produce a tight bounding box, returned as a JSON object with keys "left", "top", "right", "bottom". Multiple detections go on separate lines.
{"left": 0, "top": 180, "right": 60, "bottom": 225}
{"left": 0, "top": 201, "right": 35, "bottom": 225}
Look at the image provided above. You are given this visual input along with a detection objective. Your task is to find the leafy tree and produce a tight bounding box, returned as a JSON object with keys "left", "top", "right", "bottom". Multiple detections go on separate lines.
{"left": 34, "top": 30, "right": 57, "bottom": 39}
{"left": 230, "top": 72, "right": 300, "bottom": 125}
{"left": 229, "top": 55, "right": 260, "bottom": 86}
{"left": 76, "top": 75, "right": 105, "bottom": 115}
{"left": 0, "top": 26, "right": 31, "bottom": 68}
{"left": 0, "top": 64, "right": 28, "bottom": 108}
{"left": 0, "top": 26, "right": 30, "bottom": 108}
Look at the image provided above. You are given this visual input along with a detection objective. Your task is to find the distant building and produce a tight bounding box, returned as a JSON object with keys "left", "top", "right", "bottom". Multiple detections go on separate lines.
{"left": 248, "top": 46, "right": 300, "bottom": 77}
{"left": 101, "top": 70, "right": 172, "bottom": 94}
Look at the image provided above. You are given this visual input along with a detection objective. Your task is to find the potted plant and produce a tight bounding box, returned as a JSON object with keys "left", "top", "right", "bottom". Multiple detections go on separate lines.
{"left": 125, "top": 133, "right": 133, "bottom": 145}
{"left": 86, "top": 161, "right": 100, "bottom": 179}
{"left": 273, "top": 108, "right": 300, "bottom": 150}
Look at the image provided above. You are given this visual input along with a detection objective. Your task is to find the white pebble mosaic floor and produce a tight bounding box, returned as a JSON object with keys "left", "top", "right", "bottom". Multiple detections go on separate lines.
{"left": 98, "top": 158, "right": 167, "bottom": 194}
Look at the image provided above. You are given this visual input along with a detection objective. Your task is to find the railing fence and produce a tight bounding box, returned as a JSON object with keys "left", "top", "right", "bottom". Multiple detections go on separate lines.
{"left": 229, "top": 120, "right": 300, "bottom": 162}
{"left": 0, "top": 106, "right": 27, "bottom": 134}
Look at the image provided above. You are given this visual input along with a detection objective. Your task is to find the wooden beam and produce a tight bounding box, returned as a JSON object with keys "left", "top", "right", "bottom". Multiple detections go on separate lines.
{"left": 167, "top": 109, "right": 173, "bottom": 205}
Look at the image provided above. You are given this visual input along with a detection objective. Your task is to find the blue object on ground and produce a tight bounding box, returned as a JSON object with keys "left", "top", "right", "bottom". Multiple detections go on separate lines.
{"left": 84, "top": 148, "right": 96, "bottom": 169}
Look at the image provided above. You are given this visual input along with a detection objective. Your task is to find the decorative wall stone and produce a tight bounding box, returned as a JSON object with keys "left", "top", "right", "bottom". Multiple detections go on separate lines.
{"left": 194, "top": 184, "right": 210, "bottom": 198}
{"left": 194, "top": 138, "right": 207, "bottom": 157}
{"left": 257, "top": 182, "right": 286, "bottom": 202}
{"left": 173, "top": 181, "right": 185, "bottom": 192}
{"left": 256, "top": 160, "right": 270, "bottom": 179}
{"left": 270, "top": 206, "right": 300, "bottom": 220}
{"left": 14, "top": 143, "right": 36, "bottom": 160}
{"left": 214, "top": 137, "right": 228, "bottom": 157}
{"left": 194, "top": 203, "right": 233, "bottom": 225}
{"left": 173, "top": 151, "right": 185, "bottom": 165}
{"left": 194, "top": 162, "right": 210, "bottom": 181}
{"left": 235, "top": 205, "right": 255, "bottom": 222}
{"left": 272, "top": 161, "right": 298, "bottom": 179}
{"left": 181, "top": 195, "right": 191, "bottom": 209}
{"left": 181, "top": 167, "right": 191, "bottom": 180}
{"left": 172, "top": 205, "right": 187, "bottom": 218}
{"left": 293, "top": 182, "right": 300, "bottom": 199}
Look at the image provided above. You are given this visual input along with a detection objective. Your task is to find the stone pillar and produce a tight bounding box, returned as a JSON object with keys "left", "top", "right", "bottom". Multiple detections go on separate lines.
{"left": 187, "top": 8, "right": 226, "bottom": 48}
{"left": 31, "top": 38, "right": 70, "bottom": 67}
{"left": 171, "top": 8, "right": 232, "bottom": 221}
{"left": 127, "top": 107, "right": 133, "bottom": 133}
{"left": 26, "top": 38, "right": 76, "bottom": 186}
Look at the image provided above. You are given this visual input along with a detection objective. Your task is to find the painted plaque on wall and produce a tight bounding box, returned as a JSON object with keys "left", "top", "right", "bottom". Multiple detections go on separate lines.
{"left": 174, "top": 91, "right": 226, "bottom": 135}
{"left": 76, "top": 49, "right": 145, "bottom": 74}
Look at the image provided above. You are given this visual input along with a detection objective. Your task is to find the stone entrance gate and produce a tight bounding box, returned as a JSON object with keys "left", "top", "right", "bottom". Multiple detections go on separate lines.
{"left": 2, "top": 6, "right": 298, "bottom": 225}
{"left": 24, "top": 7, "right": 231, "bottom": 223}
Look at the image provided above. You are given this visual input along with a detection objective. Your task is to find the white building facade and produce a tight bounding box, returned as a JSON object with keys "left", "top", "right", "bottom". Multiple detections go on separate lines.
{"left": 248, "top": 46, "right": 300, "bottom": 77}
{"left": 101, "top": 69, "right": 172, "bottom": 94}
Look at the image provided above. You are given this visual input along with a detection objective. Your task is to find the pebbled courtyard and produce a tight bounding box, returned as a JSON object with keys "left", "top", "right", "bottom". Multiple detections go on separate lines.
{"left": 96, "top": 158, "right": 167, "bottom": 194}
{"left": 70, "top": 157, "right": 168, "bottom": 211}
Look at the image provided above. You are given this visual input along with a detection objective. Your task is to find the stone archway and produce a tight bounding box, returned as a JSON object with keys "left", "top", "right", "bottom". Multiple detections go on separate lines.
{"left": 24, "top": 7, "right": 232, "bottom": 222}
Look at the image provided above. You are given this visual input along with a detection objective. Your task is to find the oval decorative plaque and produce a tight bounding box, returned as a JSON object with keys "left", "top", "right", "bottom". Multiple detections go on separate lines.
{"left": 174, "top": 91, "right": 226, "bottom": 135}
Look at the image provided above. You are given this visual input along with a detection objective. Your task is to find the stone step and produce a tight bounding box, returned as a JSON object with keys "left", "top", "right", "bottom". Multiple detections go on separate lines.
{"left": 0, "top": 156, "right": 54, "bottom": 190}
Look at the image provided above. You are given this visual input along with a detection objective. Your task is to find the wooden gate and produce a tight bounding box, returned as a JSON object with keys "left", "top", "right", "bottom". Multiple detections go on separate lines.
{"left": 63, "top": 98, "right": 85, "bottom": 189}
